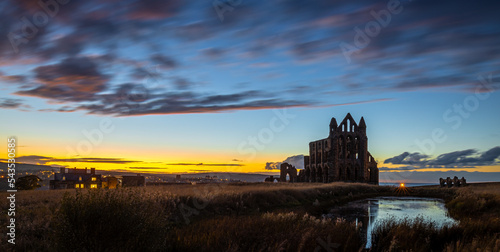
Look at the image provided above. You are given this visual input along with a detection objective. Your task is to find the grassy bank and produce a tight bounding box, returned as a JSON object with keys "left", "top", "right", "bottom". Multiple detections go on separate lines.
{"left": 371, "top": 184, "right": 500, "bottom": 252}
{"left": 0, "top": 182, "right": 498, "bottom": 251}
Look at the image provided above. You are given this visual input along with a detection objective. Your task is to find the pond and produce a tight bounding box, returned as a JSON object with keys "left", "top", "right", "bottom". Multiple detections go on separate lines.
{"left": 325, "top": 196, "right": 458, "bottom": 248}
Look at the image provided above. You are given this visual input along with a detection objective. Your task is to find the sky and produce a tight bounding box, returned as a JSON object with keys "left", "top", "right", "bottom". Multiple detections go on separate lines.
{"left": 0, "top": 0, "right": 499, "bottom": 182}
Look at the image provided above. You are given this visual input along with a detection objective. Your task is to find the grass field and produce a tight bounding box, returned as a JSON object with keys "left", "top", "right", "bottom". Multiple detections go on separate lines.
{"left": 0, "top": 182, "right": 499, "bottom": 251}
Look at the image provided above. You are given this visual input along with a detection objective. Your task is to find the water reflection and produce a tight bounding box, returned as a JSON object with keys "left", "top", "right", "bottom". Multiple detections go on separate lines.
{"left": 326, "top": 197, "right": 457, "bottom": 248}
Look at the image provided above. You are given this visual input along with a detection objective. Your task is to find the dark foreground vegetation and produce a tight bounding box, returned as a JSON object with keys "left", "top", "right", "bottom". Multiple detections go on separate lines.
{"left": 1, "top": 182, "right": 499, "bottom": 251}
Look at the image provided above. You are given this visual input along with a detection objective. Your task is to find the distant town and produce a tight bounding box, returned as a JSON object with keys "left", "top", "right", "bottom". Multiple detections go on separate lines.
{"left": 0, "top": 162, "right": 251, "bottom": 190}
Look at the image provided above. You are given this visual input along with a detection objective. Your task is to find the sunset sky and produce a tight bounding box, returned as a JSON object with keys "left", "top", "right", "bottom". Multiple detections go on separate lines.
{"left": 1, "top": 0, "right": 499, "bottom": 182}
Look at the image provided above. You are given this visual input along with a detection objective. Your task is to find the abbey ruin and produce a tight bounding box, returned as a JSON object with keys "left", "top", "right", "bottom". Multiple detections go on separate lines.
{"left": 265, "top": 113, "right": 379, "bottom": 184}
{"left": 298, "top": 113, "right": 378, "bottom": 184}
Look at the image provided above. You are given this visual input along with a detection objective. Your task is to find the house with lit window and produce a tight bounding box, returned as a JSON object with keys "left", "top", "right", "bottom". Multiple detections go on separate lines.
{"left": 102, "top": 176, "right": 118, "bottom": 189}
{"left": 49, "top": 167, "right": 102, "bottom": 189}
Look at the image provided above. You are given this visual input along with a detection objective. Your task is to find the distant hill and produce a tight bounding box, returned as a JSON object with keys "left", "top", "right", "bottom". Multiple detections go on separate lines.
{"left": 0, "top": 162, "right": 60, "bottom": 190}
{"left": 0, "top": 162, "right": 60, "bottom": 172}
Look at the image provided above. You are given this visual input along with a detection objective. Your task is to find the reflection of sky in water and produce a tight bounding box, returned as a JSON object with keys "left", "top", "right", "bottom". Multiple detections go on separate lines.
{"left": 373, "top": 199, "right": 453, "bottom": 225}
{"left": 361, "top": 197, "right": 457, "bottom": 248}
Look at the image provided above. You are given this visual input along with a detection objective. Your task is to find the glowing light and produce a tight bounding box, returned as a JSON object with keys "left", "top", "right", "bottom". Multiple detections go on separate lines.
{"left": 395, "top": 182, "right": 409, "bottom": 195}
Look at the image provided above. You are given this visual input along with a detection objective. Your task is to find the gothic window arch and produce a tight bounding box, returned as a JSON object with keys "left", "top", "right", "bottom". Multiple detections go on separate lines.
{"left": 339, "top": 136, "right": 344, "bottom": 158}
{"left": 346, "top": 136, "right": 353, "bottom": 159}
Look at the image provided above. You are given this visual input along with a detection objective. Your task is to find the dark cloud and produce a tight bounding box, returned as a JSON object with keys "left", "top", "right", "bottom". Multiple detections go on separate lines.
{"left": 292, "top": 38, "right": 339, "bottom": 61}
{"left": 39, "top": 33, "right": 87, "bottom": 59}
{"left": 126, "top": 0, "right": 183, "bottom": 20}
{"left": 0, "top": 98, "right": 23, "bottom": 109}
{"left": 75, "top": 16, "right": 122, "bottom": 39}
{"left": 479, "top": 146, "right": 500, "bottom": 162}
{"left": 385, "top": 147, "right": 500, "bottom": 168}
{"left": 112, "top": 83, "right": 150, "bottom": 103}
{"left": 265, "top": 162, "right": 280, "bottom": 170}
{"left": 341, "top": 0, "right": 500, "bottom": 91}
{"left": 70, "top": 88, "right": 309, "bottom": 116}
{"left": 51, "top": 106, "right": 78, "bottom": 113}
{"left": 384, "top": 152, "right": 410, "bottom": 164}
{"left": 130, "top": 66, "right": 161, "bottom": 80}
{"left": 378, "top": 166, "right": 420, "bottom": 171}
{"left": 199, "top": 91, "right": 261, "bottom": 104}
{"left": 379, "top": 165, "right": 476, "bottom": 171}
{"left": 166, "top": 163, "right": 244, "bottom": 167}
{"left": 0, "top": 72, "right": 26, "bottom": 83}
{"left": 428, "top": 149, "right": 478, "bottom": 166}
{"left": 60, "top": 158, "right": 141, "bottom": 164}
{"left": 1, "top": 0, "right": 499, "bottom": 115}
{"left": 172, "top": 77, "right": 193, "bottom": 90}
{"left": 0, "top": 1, "right": 48, "bottom": 57}
{"left": 384, "top": 152, "right": 429, "bottom": 165}
{"left": 175, "top": 22, "right": 214, "bottom": 41}
{"left": 34, "top": 57, "right": 104, "bottom": 83}
{"left": 15, "top": 57, "right": 108, "bottom": 102}
{"left": 151, "top": 54, "right": 178, "bottom": 69}
{"left": 14, "top": 155, "right": 141, "bottom": 165}
{"left": 127, "top": 166, "right": 167, "bottom": 170}
{"left": 202, "top": 48, "right": 226, "bottom": 59}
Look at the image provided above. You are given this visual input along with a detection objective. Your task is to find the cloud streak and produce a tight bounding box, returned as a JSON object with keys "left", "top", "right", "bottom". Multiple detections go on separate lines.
{"left": 0, "top": 0, "right": 499, "bottom": 116}
{"left": 0, "top": 98, "right": 24, "bottom": 109}
{"left": 166, "top": 163, "right": 244, "bottom": 167}
{"left": 7, "top": 155, "right": 142, "bottom": 165}
{"left": 384, "top": 147, "right": 500, "bottom": 170}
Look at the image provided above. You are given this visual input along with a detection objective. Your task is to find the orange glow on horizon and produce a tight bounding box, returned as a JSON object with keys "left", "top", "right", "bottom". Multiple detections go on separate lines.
{"left": 2, "top": 145, "right": 499, "bottom": 175}
{"left": 0, "top": 148, "right": 279, "bottom": 174}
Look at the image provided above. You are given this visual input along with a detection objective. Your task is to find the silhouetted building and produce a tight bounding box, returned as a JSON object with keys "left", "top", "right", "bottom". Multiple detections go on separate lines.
{"left": 50, "top": 167, "right": 102, "bottom": 189}
{"left": 299, "top": 113, "right": 378, "bottom": 184}
{"left": 280, "top": 163, "right": 298, "bottom": 182}
{"left": 439, "top": 176, "right": 466, "bottom": 187}
{"left": 102, "top": 176, "right": 118, "bottom": 189}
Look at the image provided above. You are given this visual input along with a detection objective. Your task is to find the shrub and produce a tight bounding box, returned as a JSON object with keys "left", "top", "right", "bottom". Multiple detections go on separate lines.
{"left": 54, "top": 189, "right": 174, "bottom": 252}
{"left": 170, "top": 212, "right": 363, "bottom": 251}
{"left": 16, "top": 175, "right": 42, "bottom": 190}
{"left": 371, "top": 217, "right": 446, "bottom": 252}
